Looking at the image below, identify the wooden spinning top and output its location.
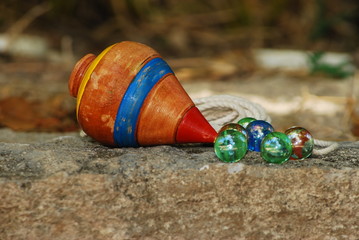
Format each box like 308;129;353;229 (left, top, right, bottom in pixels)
69;41;217;147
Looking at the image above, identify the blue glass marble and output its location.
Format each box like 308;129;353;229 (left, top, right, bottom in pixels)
246;120;274;152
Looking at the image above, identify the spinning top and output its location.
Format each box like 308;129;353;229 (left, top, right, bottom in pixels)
69;41;217;147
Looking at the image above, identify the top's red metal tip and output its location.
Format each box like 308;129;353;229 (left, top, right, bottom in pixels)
176;106;217;144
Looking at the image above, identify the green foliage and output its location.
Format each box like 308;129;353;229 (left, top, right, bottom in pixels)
310;0;356;41
307;52;354;79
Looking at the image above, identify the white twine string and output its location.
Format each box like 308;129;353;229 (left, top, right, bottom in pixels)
194;94;353;156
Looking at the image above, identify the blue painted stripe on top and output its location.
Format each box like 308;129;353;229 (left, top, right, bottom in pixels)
113;57;173;147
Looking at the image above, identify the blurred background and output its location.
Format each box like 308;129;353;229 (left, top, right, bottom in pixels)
0;0;359;141
2;0;358;57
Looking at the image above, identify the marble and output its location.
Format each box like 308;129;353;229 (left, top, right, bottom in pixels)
219;123;247;136
285;127;314;160
214;129;248;163
237;117;256;128
246;120;274;152
260;132;293;164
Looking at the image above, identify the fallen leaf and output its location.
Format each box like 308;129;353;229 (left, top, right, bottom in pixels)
0;96;78;132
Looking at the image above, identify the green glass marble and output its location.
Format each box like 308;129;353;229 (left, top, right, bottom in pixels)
260;132;292;164
214;129;248;163
285;127;314;160
219;123;247;137
237;117;256;128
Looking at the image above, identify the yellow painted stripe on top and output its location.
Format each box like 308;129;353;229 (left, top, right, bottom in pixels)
76;44;116;118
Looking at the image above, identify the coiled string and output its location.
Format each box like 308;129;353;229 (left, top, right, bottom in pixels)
194;94;356;156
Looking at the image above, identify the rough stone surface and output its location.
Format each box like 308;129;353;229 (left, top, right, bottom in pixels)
0;131;359;239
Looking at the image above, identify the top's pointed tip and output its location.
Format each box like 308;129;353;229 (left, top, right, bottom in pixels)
176;107;217;144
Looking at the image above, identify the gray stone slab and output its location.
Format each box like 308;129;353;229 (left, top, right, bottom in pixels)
0;132;358;239
0;132;358;179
